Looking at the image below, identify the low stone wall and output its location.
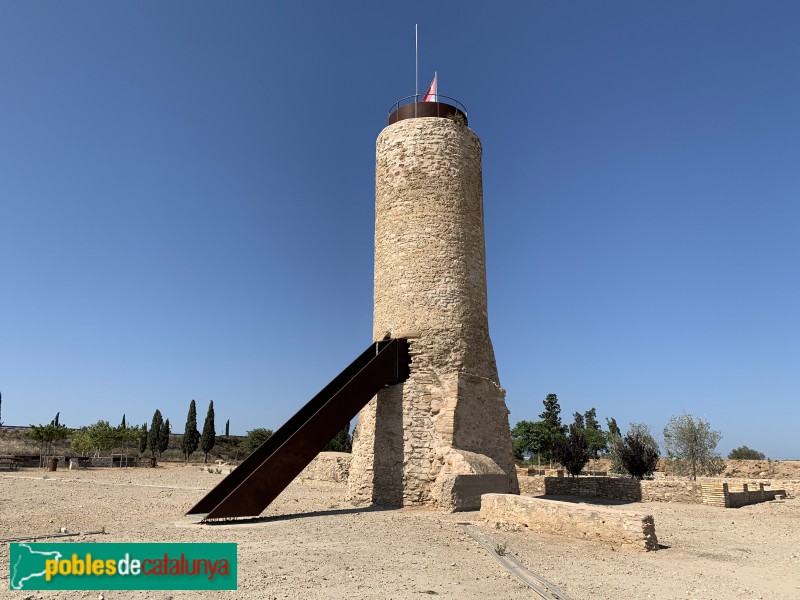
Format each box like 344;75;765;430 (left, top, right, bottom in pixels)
641;479;703;504
549;477;644;501
697;477;794;501
11;455;143;468
84;456;141;468
297;452;351;484
772;479;799;498
519;476;701;503
480;493;658;551
515;466;547;477
516;465;609;477
518;475;789;507
701;482;787;508
517;476;546;496
9;456;43;468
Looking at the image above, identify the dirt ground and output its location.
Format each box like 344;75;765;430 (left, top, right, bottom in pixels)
1;465;798;599
722;459;800;480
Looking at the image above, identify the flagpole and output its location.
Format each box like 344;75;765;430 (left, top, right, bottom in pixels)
415;24;419;117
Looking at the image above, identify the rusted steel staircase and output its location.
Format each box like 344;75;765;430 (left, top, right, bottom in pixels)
186;338;410;521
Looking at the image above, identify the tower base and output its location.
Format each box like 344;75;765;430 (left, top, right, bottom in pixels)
347;336;519;512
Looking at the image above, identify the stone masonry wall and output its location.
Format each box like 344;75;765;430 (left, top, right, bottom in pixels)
297;452;351;484
518;475;788;507
778;480;800;498
517;476;694;502
348;117;518;510
518;476;704;504
480;494;659;552
725;483;787;507
701;482;787;508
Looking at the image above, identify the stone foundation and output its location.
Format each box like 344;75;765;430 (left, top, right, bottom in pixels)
777;480;799;498
518;475;789;507
480;493;659;551
701;482;787;508
518;475;702;504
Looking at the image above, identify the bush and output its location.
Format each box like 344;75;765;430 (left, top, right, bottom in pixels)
553;425;591;477
323;424;352;453
701;455;726;476
728;446;766;460
244;428;273;455
617;424;660;479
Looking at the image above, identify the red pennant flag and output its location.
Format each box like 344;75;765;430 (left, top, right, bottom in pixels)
421;73;438;102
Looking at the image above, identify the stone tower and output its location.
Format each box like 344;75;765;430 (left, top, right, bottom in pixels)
347;101;519;511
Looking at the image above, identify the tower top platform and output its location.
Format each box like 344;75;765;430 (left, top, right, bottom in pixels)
387;95;468;126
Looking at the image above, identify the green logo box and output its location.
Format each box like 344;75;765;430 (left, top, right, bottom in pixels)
10;542;237;590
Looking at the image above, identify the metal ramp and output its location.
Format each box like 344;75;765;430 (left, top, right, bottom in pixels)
186;338;409;521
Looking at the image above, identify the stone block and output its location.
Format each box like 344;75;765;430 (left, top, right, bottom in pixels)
435;474;510;511
480;494;659;552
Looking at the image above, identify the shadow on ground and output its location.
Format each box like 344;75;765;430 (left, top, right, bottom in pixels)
198;505;398;526
538;494;635;506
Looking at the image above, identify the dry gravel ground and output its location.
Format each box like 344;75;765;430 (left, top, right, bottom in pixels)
1;465;798;599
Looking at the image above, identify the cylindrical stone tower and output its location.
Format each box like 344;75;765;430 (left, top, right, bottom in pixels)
348;102;519;511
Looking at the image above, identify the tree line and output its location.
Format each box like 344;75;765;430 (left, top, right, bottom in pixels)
145;400;218;463
23;401;221;464
512;394;766;480
23;397;354;466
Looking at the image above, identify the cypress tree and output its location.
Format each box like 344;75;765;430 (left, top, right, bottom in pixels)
606;417;622;439
538;394;567;467
159;418;170;455
148;410;164;458
139;423;148;455
181;400;200;462
200;400;216;463
120;414;126;429
539;394;564;433
225;419;230;438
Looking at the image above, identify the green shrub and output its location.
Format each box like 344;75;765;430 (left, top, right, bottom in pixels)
617;424;660;479
728;446;766;460
244;428;273;455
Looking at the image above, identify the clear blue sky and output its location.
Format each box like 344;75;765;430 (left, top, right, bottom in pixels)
1;2;798;457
